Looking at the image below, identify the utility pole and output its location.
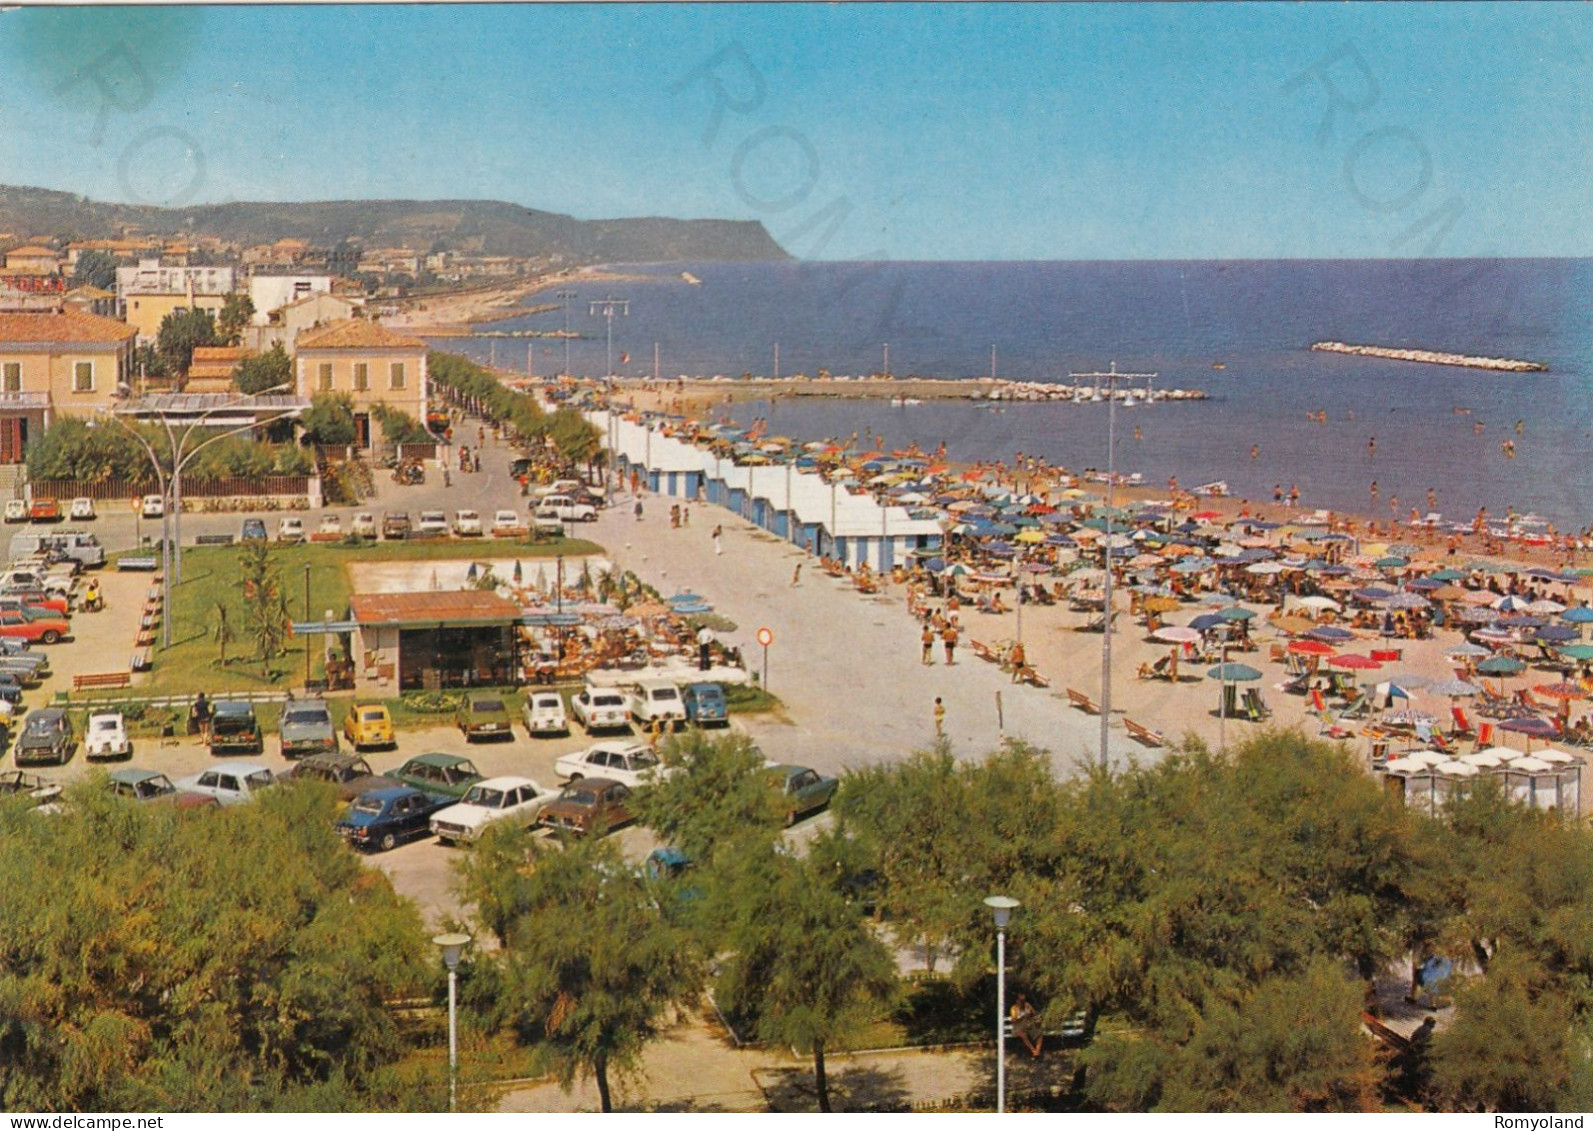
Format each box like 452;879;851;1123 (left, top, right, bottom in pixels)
555;289;577;376
990;343;996;381
1068;362;1158;771
882;342;890;378
774;341;780;380
588;296;629;381
653;341;660;383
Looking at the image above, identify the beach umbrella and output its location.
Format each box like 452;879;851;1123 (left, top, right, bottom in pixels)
1387;592;1431;610
1207;663;1263;682
1429;584;1468;601
1308;625;1356;643
1153;626;1203;644
1459;749;1510;768
1528;599;1567;615
628;601;669;618
1329;653;1383;671
1532;748;1582;765
1141;595;1181;614
1434;759;1481;779
1564;607;1593;624
1534;681;1585;703
1387;543;1424;558
1535;625;1578;643
1460;589;1499;605
1477;655;1527;676
1375;556;1409;569
1428;678;1481;698
1386;756;1436;774
1374;682;1414;702
1245;561;1286;575
1269;615;1315;636
1353;586;1396;602
1297;595;1342;611
1499;717;1557;752
1405;577;1445;592
1559;643;1593;661
1493;594;1532;611
1218;606;1257;622
1288;639;1336;656
1383;707;1436;725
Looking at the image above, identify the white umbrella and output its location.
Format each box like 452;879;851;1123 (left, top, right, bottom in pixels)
1385;756;1434;774
1477;746;1524;762
1152;626;1203;644
1404;750;1450;768
1298;595;1342;611
1509;755;1553;772
1533;748;1581;764
1528;598;1567;615
1245;561;1286;575
1435;760;1481;778
1459;750;1509;768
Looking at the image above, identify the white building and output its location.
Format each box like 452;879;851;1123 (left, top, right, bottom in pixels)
248;275;333;324
115;259;236;297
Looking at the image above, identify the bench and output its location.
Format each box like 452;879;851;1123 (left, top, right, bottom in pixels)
1124;718;1165;747
130;648;151;672
1066;688;1100;714
194;533;235;546
73;671;130;691
135;629;154;647
117;556;159;572
492;526;529;538
1016;667;1050;689
969;639;999;663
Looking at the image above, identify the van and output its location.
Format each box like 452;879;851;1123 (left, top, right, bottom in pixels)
8;530;105;569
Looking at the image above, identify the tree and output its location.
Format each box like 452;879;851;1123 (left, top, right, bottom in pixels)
211;599;235;667
371;404;432;446
71;249;118;290
633;730;783;868
458;829;703;1112
155;308;218;377
216;293;255;345
236;541;291;675
234;342;292;395
131;343;169;383
300;393;358;447
715;843;899;1112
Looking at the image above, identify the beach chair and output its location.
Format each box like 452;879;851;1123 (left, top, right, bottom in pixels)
1339;695;1373;721
1017;666;1050;689
1124;718;1165;747
970;640;998;663
1473;720;1495;749
1066;688;1101;714
1428;730;1458;756
1243;688;1272;720
1450;705;1475;737
1317;710;1354;740
1311;688;1329;714
1479;679;1507;707
1268;643;1288;664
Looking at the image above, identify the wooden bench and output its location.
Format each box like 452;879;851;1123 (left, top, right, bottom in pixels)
194;533;235;546
969;640;999;663
130;648;152;672
1016;667;1050;689
135;629;154;647
1124;718;1165;747
117;556;159;572
1066;688;1100;714
73;671;130;691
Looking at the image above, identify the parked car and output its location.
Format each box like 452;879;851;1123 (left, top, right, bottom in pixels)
351;512;378;539
415;510;449;536
0;591;70;617
141;494;165;518
570;685;631;732
452;510;483;536
276;516;304;543
0;769;63;807
84;710;131;760
9;530;105;569
288;752;398;803
3;500;25;523
0;670;26;705
279;697;338;759
208;701;263;756
681;682;729;727
318;514;343;537
430;776;556;845
15;708;74;766
29;499;62;523
766;764;840;825
456;694;513;741
240;518;267;542
68;497;96;521
337;786;452;852
492;509;523;535
389;752;484;799
533;495;598;523
523;690;569;736
343;702;395;750
538;777;635;836
629;679;686;728
107;768;204;805
555;740;672;789
176;762;276;806
0;610;69;644
381;512;411;540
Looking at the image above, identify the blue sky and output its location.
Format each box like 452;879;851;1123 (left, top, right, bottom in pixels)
0;3;1587;260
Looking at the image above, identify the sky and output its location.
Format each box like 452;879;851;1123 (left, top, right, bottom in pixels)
0;2;1587;261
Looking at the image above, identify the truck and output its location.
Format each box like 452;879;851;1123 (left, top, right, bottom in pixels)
8;530;106;569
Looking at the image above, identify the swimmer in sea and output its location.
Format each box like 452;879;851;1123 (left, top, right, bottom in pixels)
1250;444;1259;460
1133;426;1142;442
1368;437;1376;458
1474;421;1485;435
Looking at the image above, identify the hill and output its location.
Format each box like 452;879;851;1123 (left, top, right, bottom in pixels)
0;185;791;263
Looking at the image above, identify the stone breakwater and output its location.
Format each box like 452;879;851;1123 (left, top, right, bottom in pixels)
1311;341;1548;372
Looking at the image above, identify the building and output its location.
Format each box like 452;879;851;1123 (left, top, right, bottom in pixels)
185;346;252;393
243;291;364;354
61;285;118;319
0;311;138;461
115;259;236;297
349;590;522;692
4;246;61;276
248;274;333;324
293;319;428;449
120;291;229;344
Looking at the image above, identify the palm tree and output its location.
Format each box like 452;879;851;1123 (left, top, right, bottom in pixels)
212;600;235;667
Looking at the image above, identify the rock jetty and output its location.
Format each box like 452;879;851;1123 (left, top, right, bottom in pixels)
1311;341;1547;373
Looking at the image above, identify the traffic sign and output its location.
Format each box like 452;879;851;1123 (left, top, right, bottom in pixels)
756;626;774;647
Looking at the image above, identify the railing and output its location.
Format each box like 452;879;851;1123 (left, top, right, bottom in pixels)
31;475;312;501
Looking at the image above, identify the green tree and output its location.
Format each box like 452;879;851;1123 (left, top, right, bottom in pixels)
71;249;118;290
300;393;358;447
459;830;703;1112
233;342;293;395
216;293;255;345
371;403;432;445
131;342;170;383
237;541;292;675
715;843;899;1112
156;308;219;377
211;599;235;667
633;729;782;867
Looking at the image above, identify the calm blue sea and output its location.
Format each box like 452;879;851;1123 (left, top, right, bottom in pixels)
451;260;1593;529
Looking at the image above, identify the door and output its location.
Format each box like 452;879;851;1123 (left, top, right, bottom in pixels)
353;413;371;449
0;418;24;464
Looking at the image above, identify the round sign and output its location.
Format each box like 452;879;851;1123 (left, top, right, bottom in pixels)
756;627;774;647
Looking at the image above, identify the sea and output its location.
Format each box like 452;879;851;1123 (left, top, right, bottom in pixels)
449;259;1593;531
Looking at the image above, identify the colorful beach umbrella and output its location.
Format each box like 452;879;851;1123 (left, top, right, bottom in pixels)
1329;653;1383;670
1476;656;1527;676
1288;639;1336;656
1207;662;1263;682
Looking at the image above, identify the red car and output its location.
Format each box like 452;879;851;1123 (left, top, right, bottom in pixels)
0;591;70;615
28;499;61;523
0;610;68;644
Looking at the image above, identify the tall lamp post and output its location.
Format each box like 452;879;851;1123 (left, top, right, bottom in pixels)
984;895;1020;1113
556;289;577;376
432;932;472;1113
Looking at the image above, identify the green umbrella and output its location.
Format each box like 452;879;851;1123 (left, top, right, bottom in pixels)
1218;606;1257;622
1208;663;1263;682
1558;644;1593;661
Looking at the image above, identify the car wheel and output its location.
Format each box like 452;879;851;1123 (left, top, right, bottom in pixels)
568;772;583;781
40;630;59;644
379;832;397;852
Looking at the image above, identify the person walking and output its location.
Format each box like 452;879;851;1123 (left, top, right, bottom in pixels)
712;525;723;555
683;506;691;527
696;625;714;672
933;697;946;737
634;499;644;522
921;624;936;665
791;563;802;586
1009;640;1027;683
942;623;958;665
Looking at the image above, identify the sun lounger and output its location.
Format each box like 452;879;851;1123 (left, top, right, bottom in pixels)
1124;718;1164;747
1317;710;1354;739
1450;706;1475;736
1016;666;1050;689
970;639;999;663
1242;688;1272;720
1066;688;1101;714
1473;720;1495;749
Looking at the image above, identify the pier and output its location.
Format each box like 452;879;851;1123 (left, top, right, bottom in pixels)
1311;341;1547;373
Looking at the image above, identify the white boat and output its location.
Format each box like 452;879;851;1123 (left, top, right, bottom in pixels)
1191;481;1229;497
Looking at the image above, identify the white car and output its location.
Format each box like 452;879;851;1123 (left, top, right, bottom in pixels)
83;711;131;760
318;514;343;537
453;510;483;536
416;510;449;536
492;509;523;534
350;512;377;539
523;690;569;736
629;679;686;728
175;762;275;806
555;740;673;789
277;516;304;543
429;775;556;845
2;500;25;523
68;497;96;521
141;495;164;518
534;495;598;523
570;685;631;732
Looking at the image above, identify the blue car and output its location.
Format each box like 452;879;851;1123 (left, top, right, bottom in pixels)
336;786;450;852
681;682;728;727
240;518;267;542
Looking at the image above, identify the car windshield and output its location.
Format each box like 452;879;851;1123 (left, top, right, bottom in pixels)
630;750;660;769
350;796;385;815
90;718;119;732
284;709;327;725
533;696;560;709
473;699;504;714
463;787;506;808
561;787;599;806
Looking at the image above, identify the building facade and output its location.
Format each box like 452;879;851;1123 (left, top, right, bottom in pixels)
293;320;428;449
0;311;138;461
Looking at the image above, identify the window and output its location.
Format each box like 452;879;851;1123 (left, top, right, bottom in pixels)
318;362;333;392
73;362;93;392
389;361;406;390
353;362;369;391
2;363;19;393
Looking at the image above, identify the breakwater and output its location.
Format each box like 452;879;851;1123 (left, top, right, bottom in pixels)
1311;341;1547;372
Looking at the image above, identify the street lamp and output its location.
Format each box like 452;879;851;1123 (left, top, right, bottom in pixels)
984;895;1020;1114
432;932;472;1113
556;289;577;376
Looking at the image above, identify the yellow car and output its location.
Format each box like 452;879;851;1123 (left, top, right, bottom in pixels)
342;702;395;751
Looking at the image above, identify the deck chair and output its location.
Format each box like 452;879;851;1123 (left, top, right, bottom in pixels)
1479;679;1507;706
1428;730;1458;756
1243;688;1271;719
1473;720;1495;749
1310;688;1329;714
1450;705;1475;737
1318;710;1354;739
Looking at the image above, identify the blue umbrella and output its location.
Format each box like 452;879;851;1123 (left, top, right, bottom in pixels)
1208;662;1263;682
1190;613;1227;631
1535;625;1578;642
1562;607;1593;624
1308;625;1356;643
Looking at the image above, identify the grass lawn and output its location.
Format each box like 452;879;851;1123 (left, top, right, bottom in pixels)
120;536;602;698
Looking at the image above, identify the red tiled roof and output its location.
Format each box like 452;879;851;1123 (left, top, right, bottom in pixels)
296;319;427;351
351;590;520;627
0;311;136;344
